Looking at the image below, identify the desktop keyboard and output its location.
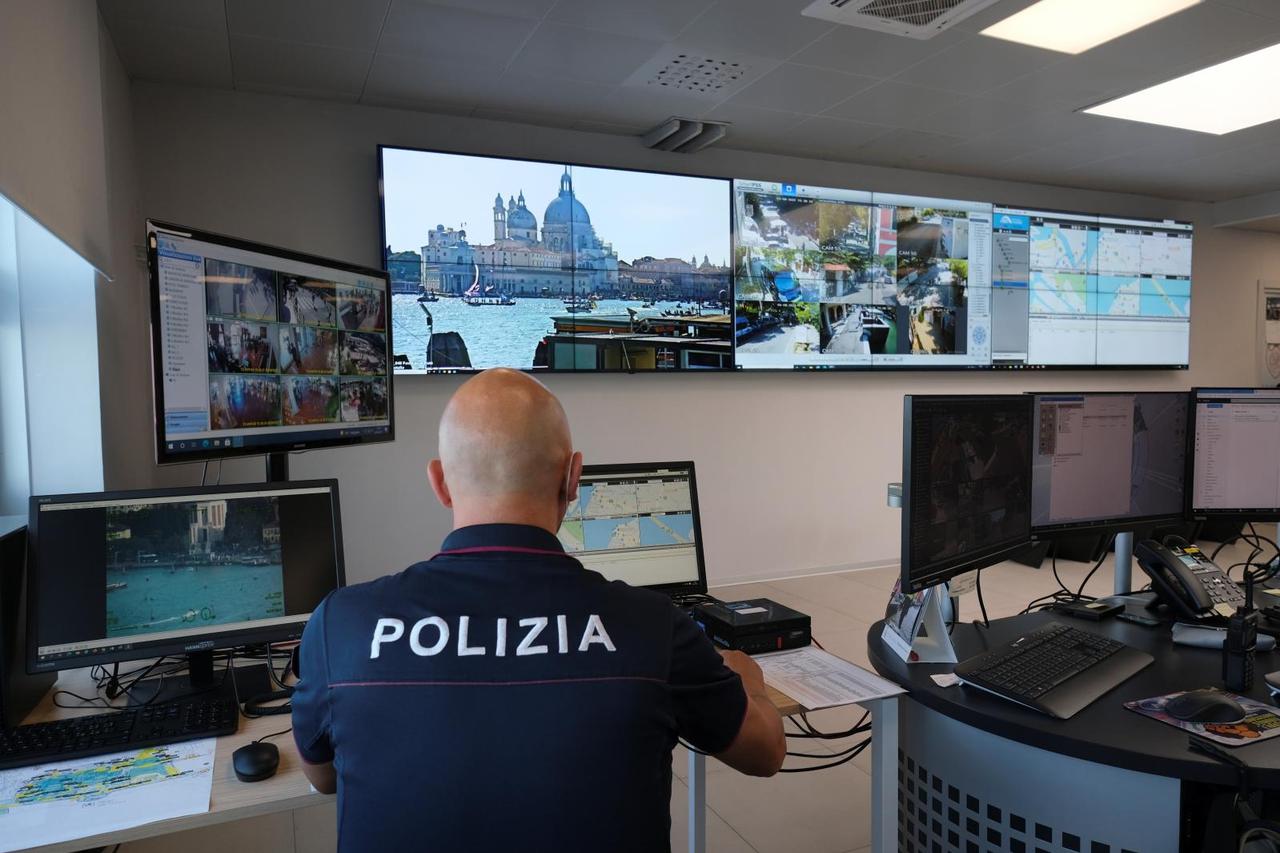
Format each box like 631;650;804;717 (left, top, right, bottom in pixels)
0;694;239;770
953;621;1153;720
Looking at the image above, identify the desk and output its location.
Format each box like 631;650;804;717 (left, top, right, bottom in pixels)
16;667;898;853
868;612;1280;852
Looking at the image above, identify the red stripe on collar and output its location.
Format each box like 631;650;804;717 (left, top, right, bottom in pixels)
433;545;570;558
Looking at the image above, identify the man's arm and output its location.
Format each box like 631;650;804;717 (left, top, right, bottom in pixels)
713;650;785;777
301;759;337;794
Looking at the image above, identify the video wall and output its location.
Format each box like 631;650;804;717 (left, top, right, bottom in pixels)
379;147;1192;373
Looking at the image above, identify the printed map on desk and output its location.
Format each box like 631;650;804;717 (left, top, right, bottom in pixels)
0;739;215;852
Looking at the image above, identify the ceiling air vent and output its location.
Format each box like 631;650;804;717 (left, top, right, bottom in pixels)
622;49;760;100
801;0;1004;39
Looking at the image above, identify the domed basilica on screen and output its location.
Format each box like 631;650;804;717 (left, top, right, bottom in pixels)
419;168;619;296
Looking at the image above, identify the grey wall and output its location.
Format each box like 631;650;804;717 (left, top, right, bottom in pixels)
120;82;1280;585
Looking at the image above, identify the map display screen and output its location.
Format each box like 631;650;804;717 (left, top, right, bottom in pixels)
557;462;704;590
991;207;1191;367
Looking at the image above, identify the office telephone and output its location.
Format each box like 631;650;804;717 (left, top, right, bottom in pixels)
1134;536;1246;620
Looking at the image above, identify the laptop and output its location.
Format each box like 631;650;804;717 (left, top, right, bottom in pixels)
557;461;719;611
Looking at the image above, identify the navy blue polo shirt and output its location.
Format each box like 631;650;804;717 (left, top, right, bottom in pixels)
292;523;747;853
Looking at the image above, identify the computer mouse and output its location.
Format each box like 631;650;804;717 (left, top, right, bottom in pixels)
232;741;280;783
1165;689;1247;724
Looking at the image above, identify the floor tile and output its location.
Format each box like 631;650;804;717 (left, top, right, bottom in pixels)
670;775;760;853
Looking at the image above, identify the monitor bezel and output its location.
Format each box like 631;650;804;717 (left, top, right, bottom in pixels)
26;479;347;675
376;144;736;374
147;219;396;465
900;394;1034;594
1027;390;1191;537
572;460;708;596
1187;387;1280;522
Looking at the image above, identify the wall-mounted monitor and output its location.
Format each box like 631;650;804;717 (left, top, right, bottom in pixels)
732;179;993;370
379;146;733;373
991;207;1192;369
148;221;394;464
1030;391;1188;535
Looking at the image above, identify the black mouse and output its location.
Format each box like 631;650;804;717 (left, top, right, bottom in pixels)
1165;689;1246;724
232;741;280;783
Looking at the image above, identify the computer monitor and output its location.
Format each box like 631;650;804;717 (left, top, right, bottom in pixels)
990;206;1192;369
26;480;345;676
1030;392;1188;534
379;146;733;373
1190;388;1280;520
732;179;994;371
148;220;394;464
556;461;707;596
901;395;1033;593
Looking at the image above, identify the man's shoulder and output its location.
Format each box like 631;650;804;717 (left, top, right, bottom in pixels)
320;564;422;614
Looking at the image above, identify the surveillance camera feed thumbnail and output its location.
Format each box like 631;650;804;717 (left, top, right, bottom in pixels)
152;227;392;459
733;180;992;370
380;147;733;372
905;397;1031;589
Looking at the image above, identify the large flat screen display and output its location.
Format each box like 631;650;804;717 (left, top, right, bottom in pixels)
732;179;993;370
379;147;733;372
149;221;394;464
991;207;1192;368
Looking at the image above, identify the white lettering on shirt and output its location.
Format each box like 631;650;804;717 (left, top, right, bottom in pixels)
370;618;404;658
579;614;616;652
517;617;549;656
495;617;507;657
457;615;486;656
409;616;449;656
557;614;568;654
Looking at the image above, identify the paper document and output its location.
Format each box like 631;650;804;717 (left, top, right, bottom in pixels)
757;646;905;710
0;738;215;852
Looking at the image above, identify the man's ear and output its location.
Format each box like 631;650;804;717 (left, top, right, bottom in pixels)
564;451;583;503
427;459;453;509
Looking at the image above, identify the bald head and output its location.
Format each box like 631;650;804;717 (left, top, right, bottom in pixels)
429;369;582;531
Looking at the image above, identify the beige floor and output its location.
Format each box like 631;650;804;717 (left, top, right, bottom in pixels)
120;539;1264;853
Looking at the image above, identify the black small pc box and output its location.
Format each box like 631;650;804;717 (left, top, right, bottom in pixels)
693;599;811;654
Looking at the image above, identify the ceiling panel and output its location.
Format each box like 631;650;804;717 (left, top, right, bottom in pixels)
506;23;664;85
99;0;226;33
363;52;503;111
225;0;390;52
890;35;1062;95
785;116;895;160
848;128;968;168
377;1;538;64
470;73;616;124
410;0;559;19
230;36;372;98
789;25;970;78
103;17;233;88
674;0;835;61
822;80;974;131
545;0;716;42
726;63;876;114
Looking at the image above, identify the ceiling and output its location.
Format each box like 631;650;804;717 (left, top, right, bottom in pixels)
98;0;1280;205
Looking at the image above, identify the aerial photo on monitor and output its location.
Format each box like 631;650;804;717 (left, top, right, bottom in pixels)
104;497;285;638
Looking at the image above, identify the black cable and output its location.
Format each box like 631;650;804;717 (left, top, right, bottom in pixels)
779;739;870;773
1075;534;1117;600
254;727;293;744
975;569;990;628
784;710;870;740
1051;548;1072;596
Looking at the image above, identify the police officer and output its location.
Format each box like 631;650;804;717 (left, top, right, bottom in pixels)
292;368;784;852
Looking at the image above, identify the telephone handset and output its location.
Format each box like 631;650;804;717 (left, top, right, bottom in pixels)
1134;536;1247;620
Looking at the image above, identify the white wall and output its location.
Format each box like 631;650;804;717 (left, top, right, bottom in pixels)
122;82;1280;585
0;0;111;273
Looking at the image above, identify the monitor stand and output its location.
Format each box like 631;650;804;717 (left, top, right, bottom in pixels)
266;451;289;484
126;650;273;707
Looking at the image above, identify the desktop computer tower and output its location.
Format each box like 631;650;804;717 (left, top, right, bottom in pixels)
0;526;54;728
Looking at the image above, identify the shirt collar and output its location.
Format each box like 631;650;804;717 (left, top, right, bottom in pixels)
438;523;567;556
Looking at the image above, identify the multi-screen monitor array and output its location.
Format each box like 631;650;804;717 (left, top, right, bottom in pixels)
902;389;1280;593
149;222;394;463
379;147;1193;374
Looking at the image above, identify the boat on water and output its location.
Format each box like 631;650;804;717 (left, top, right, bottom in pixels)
416;291;438;303
563;294;597;313
106;582;127;592
461;262;516;306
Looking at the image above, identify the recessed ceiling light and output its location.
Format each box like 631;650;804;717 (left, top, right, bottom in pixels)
981;0;1201;54
1084;41;1280;134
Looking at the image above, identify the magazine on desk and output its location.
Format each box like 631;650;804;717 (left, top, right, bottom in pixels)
1125;691;1280;747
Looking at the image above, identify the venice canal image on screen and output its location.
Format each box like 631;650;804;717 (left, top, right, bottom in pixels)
380;148;733;372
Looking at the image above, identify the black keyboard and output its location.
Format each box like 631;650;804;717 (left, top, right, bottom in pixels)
0;695;239;770
954;621;1153;720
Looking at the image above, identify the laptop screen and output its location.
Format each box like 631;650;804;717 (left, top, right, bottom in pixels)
557;461;707;594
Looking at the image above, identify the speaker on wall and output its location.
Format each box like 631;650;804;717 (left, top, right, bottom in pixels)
1;525;54;728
